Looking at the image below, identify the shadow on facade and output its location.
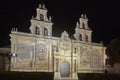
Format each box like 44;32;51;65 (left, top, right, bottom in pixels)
0;47;11;71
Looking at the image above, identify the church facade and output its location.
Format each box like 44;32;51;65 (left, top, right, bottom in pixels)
10;4;106;80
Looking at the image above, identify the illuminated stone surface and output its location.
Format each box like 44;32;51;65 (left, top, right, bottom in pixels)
10;4;106;80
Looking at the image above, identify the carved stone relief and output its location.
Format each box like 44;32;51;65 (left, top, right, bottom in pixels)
16;43;32;61
90;49;102;68
36;43;47;61
80;50;91;69
79;45;102;70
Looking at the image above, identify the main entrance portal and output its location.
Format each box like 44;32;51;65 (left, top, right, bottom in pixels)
60;61;70;77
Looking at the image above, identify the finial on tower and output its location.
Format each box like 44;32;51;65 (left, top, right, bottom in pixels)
49;16;52;21
11;27;18;32
42;4;45;9
38;4;46;9
32;16;34;19
15;28;18;32
76;21;79;28
11;28;13;31
39;4;41;8
84;14;87;18
81;14;84;18
81;14;87;18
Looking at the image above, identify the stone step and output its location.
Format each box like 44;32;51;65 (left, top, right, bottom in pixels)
54;78;78;80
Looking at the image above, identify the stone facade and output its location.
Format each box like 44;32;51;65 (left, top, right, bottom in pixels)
0;47;10;71
10;4;106;80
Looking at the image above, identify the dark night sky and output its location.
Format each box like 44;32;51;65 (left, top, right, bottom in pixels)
0;0;119;47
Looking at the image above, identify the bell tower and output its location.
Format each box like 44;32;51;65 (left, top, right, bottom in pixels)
29;4;53;36
74;14;92;42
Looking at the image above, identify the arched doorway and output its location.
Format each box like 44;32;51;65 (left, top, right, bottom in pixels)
35;26;40;35
60;61;70;77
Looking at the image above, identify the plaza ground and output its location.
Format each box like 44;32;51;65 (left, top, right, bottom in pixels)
0;71;120;80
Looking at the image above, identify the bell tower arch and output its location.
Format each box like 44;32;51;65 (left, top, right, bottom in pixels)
74;14;92;42
29;4;53;37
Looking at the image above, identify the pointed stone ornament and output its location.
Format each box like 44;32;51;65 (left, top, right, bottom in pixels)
76;21;79;27
49;16;52;21
39;4;41;8
15;28;16;31
84;14;87;18
16;28;17;32
42;4;45;9
13;28;15;31
81;14;83;18
11;28;13;31
63;30;68;35
32;16;34;19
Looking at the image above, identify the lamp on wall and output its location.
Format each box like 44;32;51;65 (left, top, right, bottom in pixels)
10;53;17;57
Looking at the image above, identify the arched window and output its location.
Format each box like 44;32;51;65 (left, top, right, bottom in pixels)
44;28;48;36
85;34;88;42
82;23;85;29
35;26;40;35
40;14;44;21
79;34;82;41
